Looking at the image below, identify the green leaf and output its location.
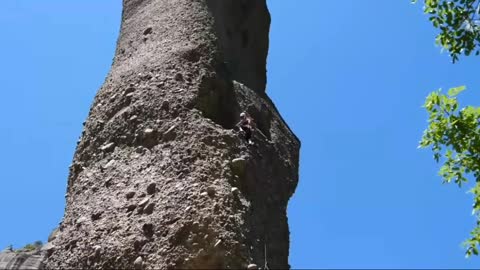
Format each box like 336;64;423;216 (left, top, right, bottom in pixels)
448;85;466;97
420;86;480;256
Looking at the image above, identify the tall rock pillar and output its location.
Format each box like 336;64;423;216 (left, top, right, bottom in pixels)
46;0;300;269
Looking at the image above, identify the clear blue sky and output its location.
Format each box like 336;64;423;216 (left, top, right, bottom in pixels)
1;1;479;268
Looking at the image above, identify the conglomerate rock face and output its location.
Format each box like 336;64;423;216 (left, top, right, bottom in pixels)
45;0;300;269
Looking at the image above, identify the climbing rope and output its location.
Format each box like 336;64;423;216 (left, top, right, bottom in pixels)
264;236;270;270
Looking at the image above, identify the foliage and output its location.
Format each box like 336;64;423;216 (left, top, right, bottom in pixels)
414;0;480;257
419;86;480;257
412;0;480;62
19;241;43;252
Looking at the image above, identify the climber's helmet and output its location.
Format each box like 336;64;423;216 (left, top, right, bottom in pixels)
240;112;246;119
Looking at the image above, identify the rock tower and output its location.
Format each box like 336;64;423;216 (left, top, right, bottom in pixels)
44;0;300;268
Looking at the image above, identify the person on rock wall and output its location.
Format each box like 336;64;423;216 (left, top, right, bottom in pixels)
237;111;255;145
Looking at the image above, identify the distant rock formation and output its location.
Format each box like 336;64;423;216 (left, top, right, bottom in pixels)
0;249;44;270
40;0;299;269
0;235;56;270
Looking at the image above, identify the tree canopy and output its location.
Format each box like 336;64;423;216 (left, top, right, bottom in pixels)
420;87;480;256
414;0;480;257
413;0;480;62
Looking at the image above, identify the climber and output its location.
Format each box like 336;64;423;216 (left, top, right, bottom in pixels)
236;111;255;145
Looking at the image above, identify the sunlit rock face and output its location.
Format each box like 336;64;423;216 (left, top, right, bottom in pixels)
0;249;45;270
44;0;300;269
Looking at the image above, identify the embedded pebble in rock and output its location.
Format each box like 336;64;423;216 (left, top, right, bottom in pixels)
163;125;177;141
143;27;153;35
127;204;137;212
146;183;156;195
161;100;169;111
142;223;154;237
129;115;138;121
206;186;216;197
143;203;155;215
126;191;136;199
138;198;149;208
134;256;143;269
144;128;154;136
93;246;101;258
124;87;135;96
103;160;115;169
99;142;115;152
76;216;87;225
91;211;102;221
174;73;184;81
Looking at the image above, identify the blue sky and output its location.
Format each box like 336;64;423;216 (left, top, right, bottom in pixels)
1;0;479;268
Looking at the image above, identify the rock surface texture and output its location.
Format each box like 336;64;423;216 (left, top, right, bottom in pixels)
44;0;300;269
0;249;45;270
